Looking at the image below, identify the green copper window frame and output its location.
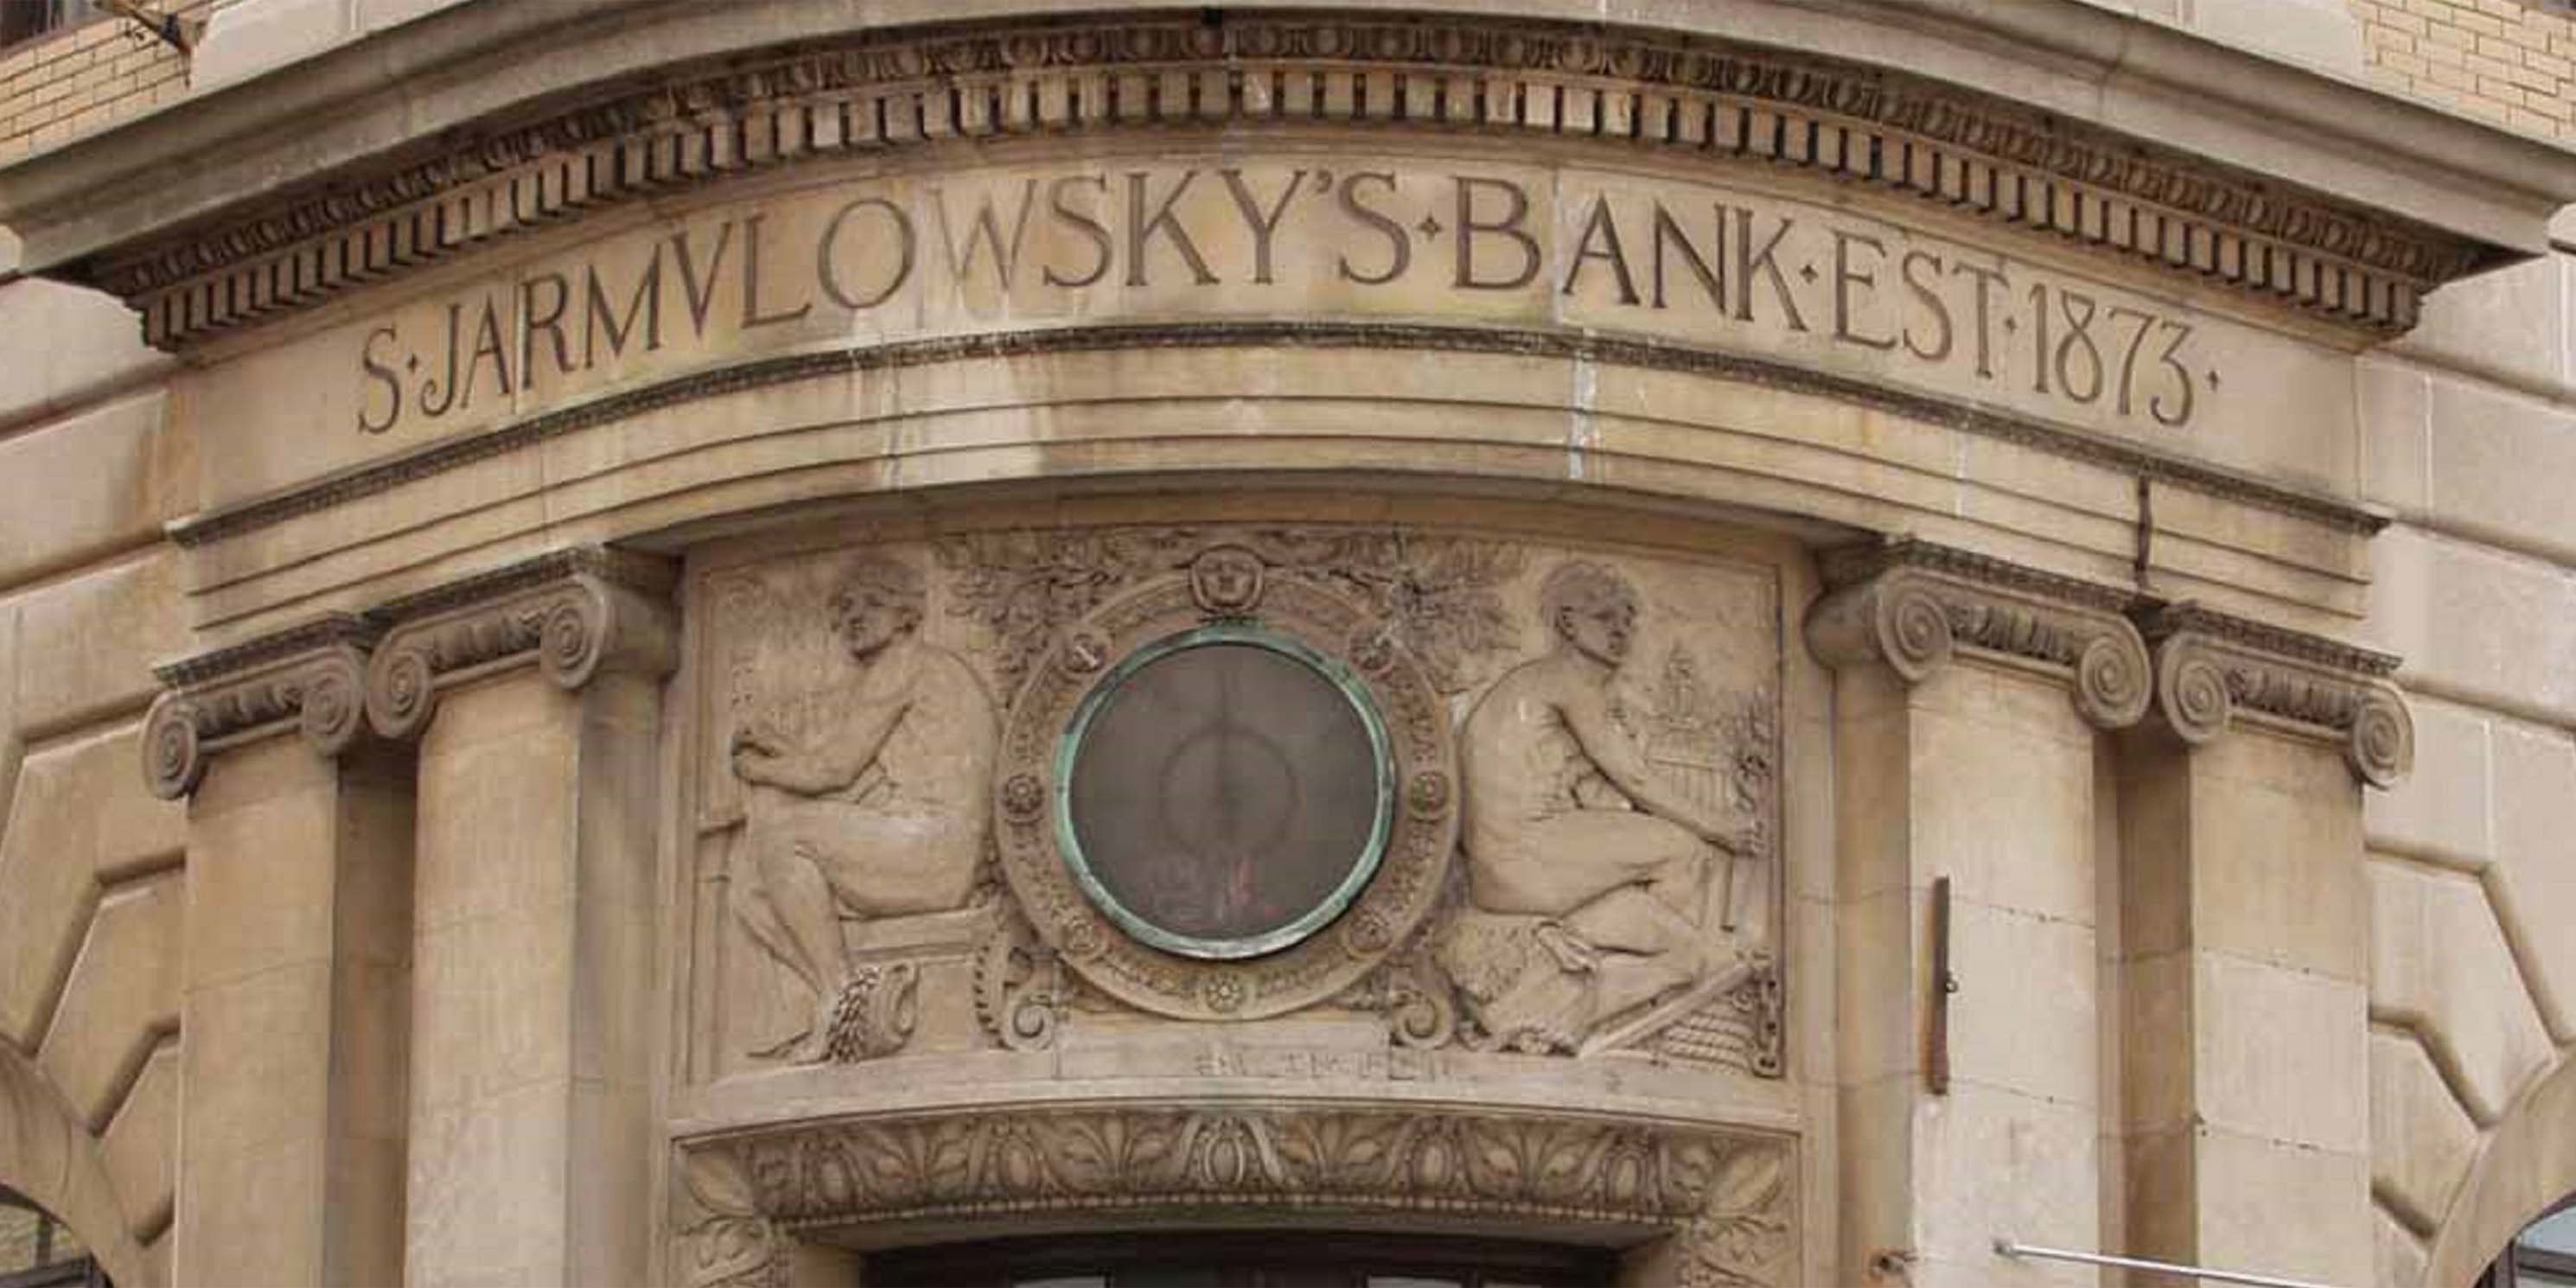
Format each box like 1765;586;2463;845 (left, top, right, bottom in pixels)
1053;623;1396;961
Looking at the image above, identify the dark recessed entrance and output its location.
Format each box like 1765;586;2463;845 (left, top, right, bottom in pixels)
864;1231;1617;1288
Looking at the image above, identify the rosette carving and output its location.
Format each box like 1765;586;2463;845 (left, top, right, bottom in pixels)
138;617;385;799
1804;539;2150;730
361;548;677;741
2139;604;2415;787
679;1103;1795;1285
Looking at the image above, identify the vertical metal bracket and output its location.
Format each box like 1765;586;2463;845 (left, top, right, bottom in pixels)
1928;875;1955;1096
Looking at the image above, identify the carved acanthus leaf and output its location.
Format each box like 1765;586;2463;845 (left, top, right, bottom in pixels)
685;1103;1794;1285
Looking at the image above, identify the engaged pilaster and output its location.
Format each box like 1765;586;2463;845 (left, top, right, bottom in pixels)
141;618;412;1288
360;547;676;1288
2116;603;2413;1288
1804;539;2146;1286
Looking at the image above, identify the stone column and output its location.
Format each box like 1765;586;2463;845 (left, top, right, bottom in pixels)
360;549;677;1288
2114;608;2413;1288
1805;540;2151;1288
142;619;413;1288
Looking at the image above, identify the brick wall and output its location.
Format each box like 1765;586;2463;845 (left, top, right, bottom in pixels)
2350;0;2576;138
0;2;207;165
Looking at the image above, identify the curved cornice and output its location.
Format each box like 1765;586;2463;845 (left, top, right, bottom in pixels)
0;8;2536;349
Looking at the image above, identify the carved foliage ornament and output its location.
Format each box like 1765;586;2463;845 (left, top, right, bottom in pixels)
1805;540;2152;730
98;11;2478;347
679;1104;1795;1287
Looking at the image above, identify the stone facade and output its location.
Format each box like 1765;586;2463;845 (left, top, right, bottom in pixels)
0;3;2572;1286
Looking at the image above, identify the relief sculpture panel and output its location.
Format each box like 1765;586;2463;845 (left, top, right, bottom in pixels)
688;522;1782;1081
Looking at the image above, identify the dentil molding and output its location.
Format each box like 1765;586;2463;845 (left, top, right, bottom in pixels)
68;10;2495;348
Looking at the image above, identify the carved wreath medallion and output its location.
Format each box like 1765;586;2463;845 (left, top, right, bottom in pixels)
993;551;1460;1021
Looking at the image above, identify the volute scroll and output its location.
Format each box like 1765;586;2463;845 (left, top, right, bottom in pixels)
139;615;384;800
1803;539;2152;730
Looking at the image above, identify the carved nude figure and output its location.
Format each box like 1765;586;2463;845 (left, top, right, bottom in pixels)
730;558;998;1061
1446;561;1760;1051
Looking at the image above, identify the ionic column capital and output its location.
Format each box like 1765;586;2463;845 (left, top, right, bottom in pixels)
141;615;382;800
2136;603;2413;788
363;547;679;741
1802;539;2153;730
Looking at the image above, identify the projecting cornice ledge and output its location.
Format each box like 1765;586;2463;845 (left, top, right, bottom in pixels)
1804;539;2413;788
0;1;2567;349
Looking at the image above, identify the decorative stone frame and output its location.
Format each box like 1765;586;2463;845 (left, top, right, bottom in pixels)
673;1102;1797;1288
992;554;1461;1023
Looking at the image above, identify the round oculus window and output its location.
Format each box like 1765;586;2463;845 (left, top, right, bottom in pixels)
1055;626;1394;960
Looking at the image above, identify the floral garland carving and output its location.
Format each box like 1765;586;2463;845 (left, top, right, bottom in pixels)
86;11;2481;347
679;1103;1795;1287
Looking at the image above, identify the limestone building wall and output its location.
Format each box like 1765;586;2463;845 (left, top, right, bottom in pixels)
2357;239;2576;1285
0;227;188;1288
0;3;2572;1286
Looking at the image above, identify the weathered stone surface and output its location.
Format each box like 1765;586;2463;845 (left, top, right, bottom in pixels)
2377;1202;2431;1288
175;961;328;1288
36;873;181;1130
2369;858;2555;1123
2364;695;2490;864
2420;373;2576;563
2369;525;2576;724
0;393;172;590
99;1039;175;1240
0;728;182;1049
2397;257;2569;397
2196;952;2368;1154
2357;356;2428;516
0;279;171;432
2371;1030;2480;1231
2489;718;2576;1041
12;552;187;736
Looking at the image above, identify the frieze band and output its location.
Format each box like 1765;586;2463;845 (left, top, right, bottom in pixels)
673;1103;1795;1288
80;11;2488;349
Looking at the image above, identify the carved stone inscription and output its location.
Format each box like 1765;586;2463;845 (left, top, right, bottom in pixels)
270;154;2359;502
692;527;1782;1081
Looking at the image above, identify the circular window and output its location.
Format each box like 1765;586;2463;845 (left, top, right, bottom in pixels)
1055;625;1394;960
